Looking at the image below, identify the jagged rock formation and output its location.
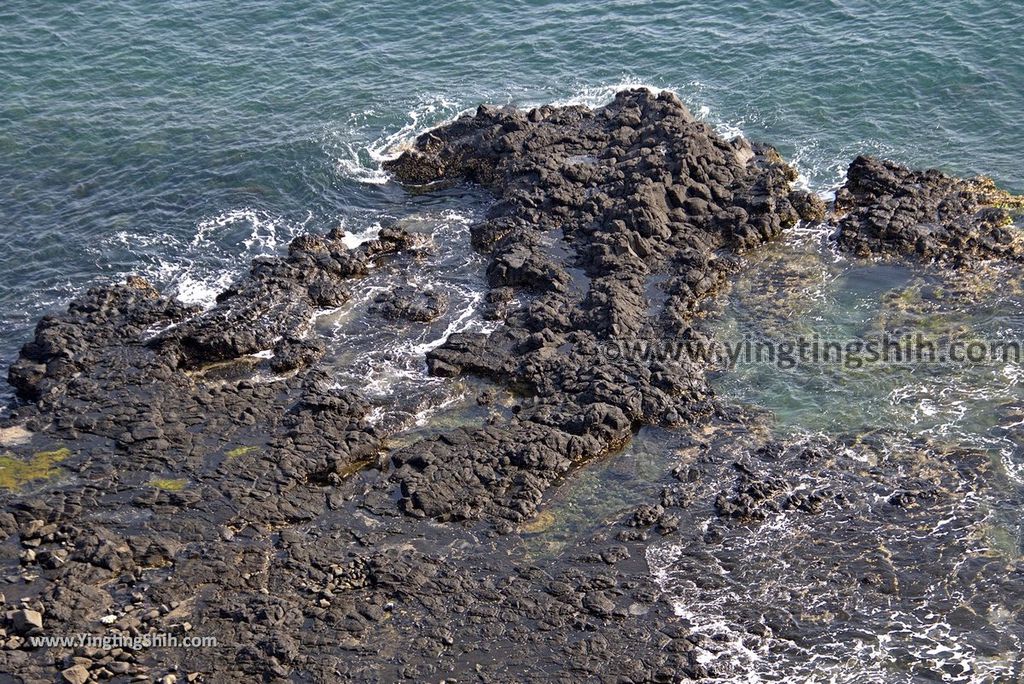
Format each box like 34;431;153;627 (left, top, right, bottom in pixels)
835;155;1024;262
0;90;1020;682
384;89;822;525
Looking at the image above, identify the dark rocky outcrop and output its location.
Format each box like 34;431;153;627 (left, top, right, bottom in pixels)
834;155;1024;262
384;89;817;524
369;284;448;322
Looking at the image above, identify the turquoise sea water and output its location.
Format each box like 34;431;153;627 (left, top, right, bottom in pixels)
2;0;1022;390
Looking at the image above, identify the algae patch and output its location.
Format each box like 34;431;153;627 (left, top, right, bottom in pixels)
969;176;1024;211
0;447;71;490
225;445;259;459
520;510;556;534
337;458;374;479
148;477;187;491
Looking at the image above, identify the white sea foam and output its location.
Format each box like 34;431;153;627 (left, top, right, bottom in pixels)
1002;362;1023;385
545;80;667;109
159;207;311;309
168;271;232;308
100;207;308;311
191;207;307;253
413;391;465;428
335;140;391;185
646;497;1019;682
340;219;383;249
331;98;465;185
319;206;492;431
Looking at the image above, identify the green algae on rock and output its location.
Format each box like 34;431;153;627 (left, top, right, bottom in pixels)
0;447;70;490
224;445;259;459
147;477;187;491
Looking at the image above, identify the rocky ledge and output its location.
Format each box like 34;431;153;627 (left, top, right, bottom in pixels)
0;89;1021;681
835;154;1024;262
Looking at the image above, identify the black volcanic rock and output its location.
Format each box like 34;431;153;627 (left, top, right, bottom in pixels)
834;155;1024;262
1;90;1021;682
369;284;448;322
384;89;810;522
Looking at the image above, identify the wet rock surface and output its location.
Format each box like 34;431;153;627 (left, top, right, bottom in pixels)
368;285;448;323
646;420;1024;680
0;89;1021;681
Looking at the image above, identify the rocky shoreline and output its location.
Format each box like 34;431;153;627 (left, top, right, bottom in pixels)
1;89;1022;682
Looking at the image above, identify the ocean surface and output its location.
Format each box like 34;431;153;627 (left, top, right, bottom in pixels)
2;2;1023;680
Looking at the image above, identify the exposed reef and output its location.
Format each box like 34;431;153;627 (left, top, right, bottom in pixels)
0;89;1021;681
384;90;822;525
835;154;1024;262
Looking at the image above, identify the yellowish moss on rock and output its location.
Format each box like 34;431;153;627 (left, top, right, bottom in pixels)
520;510;556;534
337;459;374;478
0;447;71;490
148;477;187;491
225;445;259;459
968;176;1024;211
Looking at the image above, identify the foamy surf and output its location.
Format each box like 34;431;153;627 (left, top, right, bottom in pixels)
159;208;312;309
339;219;383;249
329;98;466;185
645;496;1020;683
545;79;670;109
317;206;492;432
